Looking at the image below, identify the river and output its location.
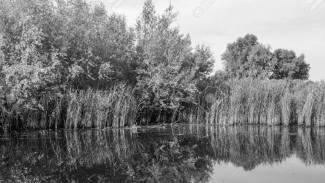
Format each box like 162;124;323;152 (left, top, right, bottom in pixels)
1;125;325;182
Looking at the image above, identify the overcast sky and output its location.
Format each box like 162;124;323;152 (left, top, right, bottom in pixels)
104;0;325;81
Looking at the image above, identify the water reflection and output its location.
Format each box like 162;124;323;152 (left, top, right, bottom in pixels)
1;125;325;182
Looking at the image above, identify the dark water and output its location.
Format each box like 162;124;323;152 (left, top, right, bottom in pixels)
1;125;325;183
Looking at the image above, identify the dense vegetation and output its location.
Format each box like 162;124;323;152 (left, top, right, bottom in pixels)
0;0;213;130
205;80;325;127
0;0;323;132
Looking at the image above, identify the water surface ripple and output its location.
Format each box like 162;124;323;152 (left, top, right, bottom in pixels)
1;125;325;183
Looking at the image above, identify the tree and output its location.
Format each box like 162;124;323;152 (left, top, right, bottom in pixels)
23;0;137;89
221;34;310;80
269;49;310;80
0;0;63;110
0;0;139;114
191;45;215;82
94;13;137;87
213;70;230;82
0;0;216;122
221;34;258;78
246;44;272;79
135;0;214;120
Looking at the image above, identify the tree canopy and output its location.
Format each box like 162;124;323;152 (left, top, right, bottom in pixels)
0;0;214;116
135;0;214;118
221;34;310;80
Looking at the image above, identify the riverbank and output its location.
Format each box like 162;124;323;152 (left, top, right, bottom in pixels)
1;79;324;132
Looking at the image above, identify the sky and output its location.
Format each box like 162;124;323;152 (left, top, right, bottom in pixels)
103;0;325;81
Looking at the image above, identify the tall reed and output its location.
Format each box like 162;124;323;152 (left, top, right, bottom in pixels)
204;79;325;126
1;79;325;131
0;84;137;131
65;85;137;129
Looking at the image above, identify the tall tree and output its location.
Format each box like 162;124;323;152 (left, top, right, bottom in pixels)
0;0;63;109
49;0;137;89
135;0;214;118
0;0;138;111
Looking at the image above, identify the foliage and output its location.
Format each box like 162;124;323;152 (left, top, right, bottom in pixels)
221;34;259;78
246;44;273;79
269;49;310;80
135;0;214;121
0;0;320;131
0;0;215;128
0;0;137;97
0;0;63;112
221;34;310;80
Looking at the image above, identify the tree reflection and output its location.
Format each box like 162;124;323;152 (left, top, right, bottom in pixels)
1;125;325;182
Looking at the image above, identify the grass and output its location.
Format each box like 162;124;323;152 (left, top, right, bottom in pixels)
0;84;137;131
204;79;325;127
65;85;137;129
0;80;325;131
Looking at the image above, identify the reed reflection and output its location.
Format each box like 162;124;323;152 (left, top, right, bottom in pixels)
1;125;325;182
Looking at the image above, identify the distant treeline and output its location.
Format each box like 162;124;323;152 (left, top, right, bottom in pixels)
0;0;320;131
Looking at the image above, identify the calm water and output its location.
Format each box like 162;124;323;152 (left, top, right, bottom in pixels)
1;125;325;183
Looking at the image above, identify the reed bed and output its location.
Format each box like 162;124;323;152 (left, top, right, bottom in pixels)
204;80;325;127
1;80;324;131
66;85;137;129
0;84;137;131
